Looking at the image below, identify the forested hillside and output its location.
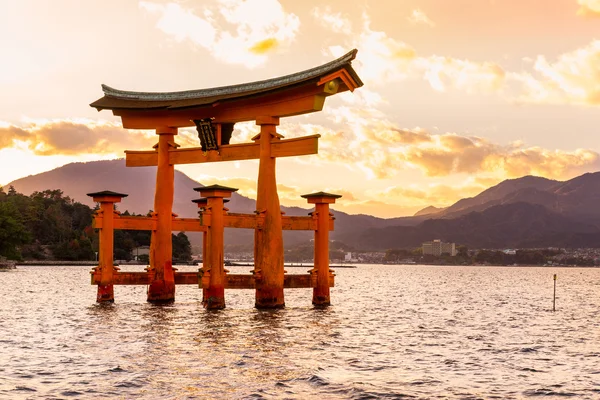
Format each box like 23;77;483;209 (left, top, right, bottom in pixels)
0;186;191;262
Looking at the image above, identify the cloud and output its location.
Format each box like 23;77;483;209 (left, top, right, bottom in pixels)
140;0;299;67
407;9;435;27
512;40;600;106
0;120;156;156
577;0;600;16
325;14;505;94
417;56;505;93
290;105;600;182
312;6;352;34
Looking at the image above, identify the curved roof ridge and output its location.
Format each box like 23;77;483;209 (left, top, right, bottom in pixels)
102;49;360;101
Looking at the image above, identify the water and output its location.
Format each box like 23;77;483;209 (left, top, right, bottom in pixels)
1;265;600;399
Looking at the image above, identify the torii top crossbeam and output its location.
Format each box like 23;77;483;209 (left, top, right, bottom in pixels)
90;49;363;129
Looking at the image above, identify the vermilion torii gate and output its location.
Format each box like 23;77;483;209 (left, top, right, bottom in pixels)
88;49;363;308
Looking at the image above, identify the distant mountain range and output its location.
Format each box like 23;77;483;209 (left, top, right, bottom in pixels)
7;160;600;250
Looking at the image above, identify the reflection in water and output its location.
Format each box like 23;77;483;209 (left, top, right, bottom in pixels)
1;265;600;398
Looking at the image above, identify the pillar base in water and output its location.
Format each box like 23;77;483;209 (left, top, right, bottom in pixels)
312;294;331;307
203;286;225;309
255;287;285;309
97;284;114;303
147;280;175;303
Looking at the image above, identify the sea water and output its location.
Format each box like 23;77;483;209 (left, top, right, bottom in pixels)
1;265;599;399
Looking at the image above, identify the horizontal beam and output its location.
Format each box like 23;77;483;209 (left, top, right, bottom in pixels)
224;213;262;229
114;216;157;230
272;134;320;158
91;271;333;288
169;141;259;166
94;216;158;230
282;216;316;230
125;134;320;167
94;213;332;231
172;218;206;232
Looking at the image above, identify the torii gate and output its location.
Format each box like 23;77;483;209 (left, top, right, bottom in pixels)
88;49;363;309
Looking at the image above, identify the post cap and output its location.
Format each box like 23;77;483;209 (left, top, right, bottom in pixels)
86;190;128;202
301;191;341;204
193;184;238;198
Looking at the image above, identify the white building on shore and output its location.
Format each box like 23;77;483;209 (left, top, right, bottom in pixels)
422;240;457;256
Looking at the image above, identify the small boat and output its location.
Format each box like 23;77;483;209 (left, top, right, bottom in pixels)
0;257;16;270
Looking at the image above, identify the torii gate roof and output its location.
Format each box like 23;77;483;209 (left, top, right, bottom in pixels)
90;49;363;129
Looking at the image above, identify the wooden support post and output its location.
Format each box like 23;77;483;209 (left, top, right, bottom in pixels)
86;191;128;303
148;127;178;303
193;198;210;303
254;117;285;309
194;185;238;309
302;192;341;306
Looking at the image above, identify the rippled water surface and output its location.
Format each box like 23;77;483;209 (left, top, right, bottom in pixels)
1;265;600;399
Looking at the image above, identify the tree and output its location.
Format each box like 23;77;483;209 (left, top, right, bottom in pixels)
172;232;192;262
0;202;30;259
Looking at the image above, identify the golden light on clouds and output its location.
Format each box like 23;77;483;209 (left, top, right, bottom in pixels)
140;0;299;67
512;40;600;106
249;38;279;54
325;14;505;95
308;103;600;182
577;0;600;16
0;120;155;156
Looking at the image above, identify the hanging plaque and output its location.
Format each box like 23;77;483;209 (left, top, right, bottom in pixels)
194;119;218;152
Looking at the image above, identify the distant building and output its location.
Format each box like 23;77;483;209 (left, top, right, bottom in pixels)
503;249;517;255
134;246;150;261
422;240;456;256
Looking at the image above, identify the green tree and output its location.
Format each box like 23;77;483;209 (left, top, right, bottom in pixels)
172;232;192;262
0;201;30;259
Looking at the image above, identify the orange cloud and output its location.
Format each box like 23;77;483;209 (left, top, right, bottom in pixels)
512;40;600;106
140;0;299;68
0;120;156;156
249;38;279;54
326;14;505;94
577;0;600;16
296;106;600;181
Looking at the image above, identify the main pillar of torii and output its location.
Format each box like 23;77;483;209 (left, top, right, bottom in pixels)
90;49;363;306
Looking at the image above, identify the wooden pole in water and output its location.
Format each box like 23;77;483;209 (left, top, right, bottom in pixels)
553;274;557;312
147;127;178;303
87;191;128;303
195;185;237;309
302;192;341;306
254;117;285;309
193;198;209;304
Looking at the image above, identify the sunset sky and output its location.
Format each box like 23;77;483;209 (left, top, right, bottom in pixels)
1;0;599;217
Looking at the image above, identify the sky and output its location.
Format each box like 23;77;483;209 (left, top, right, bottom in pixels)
0;0;599;217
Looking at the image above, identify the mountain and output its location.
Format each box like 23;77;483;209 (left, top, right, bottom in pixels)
414;205;445;216
427;176;559;219
342;202;600;250
7;160;600;250
5;159;400;248
342;172;600;250
7;159;255;217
